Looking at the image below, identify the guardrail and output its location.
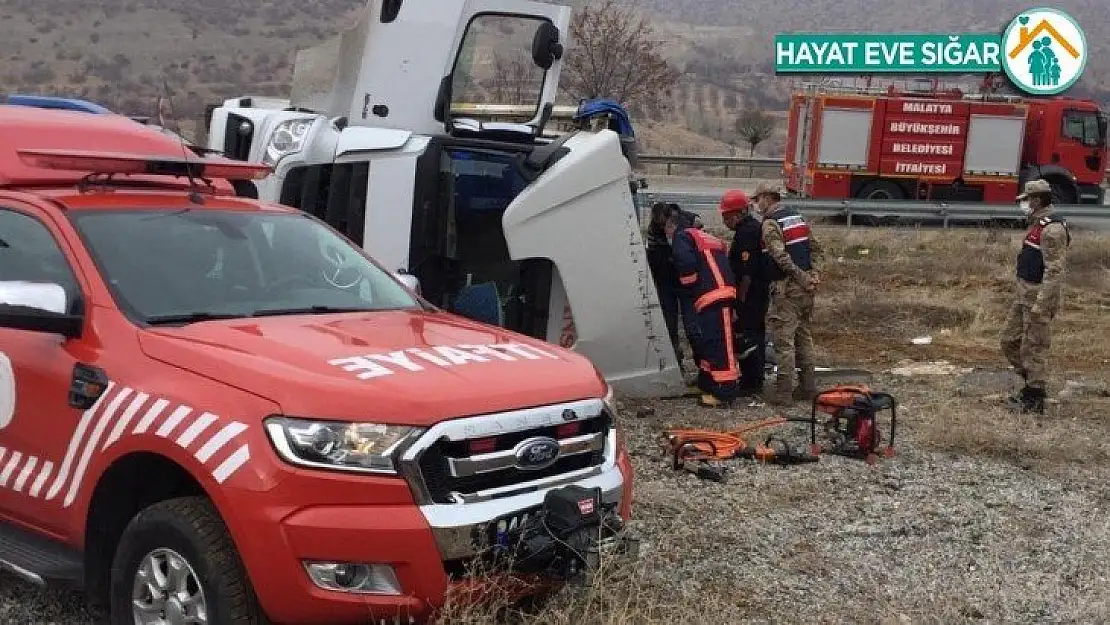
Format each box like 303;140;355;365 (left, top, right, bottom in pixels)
637;154;782;177
637;154;1110;181
636;190;1110;231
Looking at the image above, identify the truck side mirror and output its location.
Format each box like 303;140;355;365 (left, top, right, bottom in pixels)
0;282;82;338
531;22;564;70
392;271;421;295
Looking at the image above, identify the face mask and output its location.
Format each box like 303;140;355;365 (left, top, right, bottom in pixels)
1019;200;1032;216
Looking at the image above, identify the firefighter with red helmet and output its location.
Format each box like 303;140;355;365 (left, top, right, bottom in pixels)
720;189;770;397
665;210;741;407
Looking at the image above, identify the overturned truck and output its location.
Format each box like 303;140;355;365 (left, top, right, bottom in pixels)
205;0;685;398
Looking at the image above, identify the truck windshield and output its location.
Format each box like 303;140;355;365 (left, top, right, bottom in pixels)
1062;109;1105;147
69;209;421;325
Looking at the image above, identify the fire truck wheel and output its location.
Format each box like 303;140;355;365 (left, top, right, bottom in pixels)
856;180;905;201
109;496;268;625
1047;179;1077;205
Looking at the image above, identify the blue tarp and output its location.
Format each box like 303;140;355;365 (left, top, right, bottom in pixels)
4;94;113;114
573;98;635;138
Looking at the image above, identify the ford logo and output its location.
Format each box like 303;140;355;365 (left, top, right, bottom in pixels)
514;437;561;471
561;408;577;422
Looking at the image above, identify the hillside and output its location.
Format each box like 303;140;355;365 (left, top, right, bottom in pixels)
0;0;1107;155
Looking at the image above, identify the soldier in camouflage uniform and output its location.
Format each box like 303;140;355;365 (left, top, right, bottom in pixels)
756;183;823;405
1001;179;1070;414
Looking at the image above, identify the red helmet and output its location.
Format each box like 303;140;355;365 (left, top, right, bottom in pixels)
719;189;750;216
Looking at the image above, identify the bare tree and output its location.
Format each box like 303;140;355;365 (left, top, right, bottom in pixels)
562;0;680;112
486;50;536;105
734;109;776;156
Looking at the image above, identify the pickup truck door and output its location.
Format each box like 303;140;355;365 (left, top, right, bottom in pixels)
502;131;687;399
0;202;94;537
292;0;570;136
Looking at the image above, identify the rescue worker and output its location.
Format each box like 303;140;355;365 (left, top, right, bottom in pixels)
757;183;822;405
720;189;770;397
1000;178;1070;414
646;203;704;373
666;210;741;407
646;202;685;371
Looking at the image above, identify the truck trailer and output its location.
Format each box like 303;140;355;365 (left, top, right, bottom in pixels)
783;83;1108;205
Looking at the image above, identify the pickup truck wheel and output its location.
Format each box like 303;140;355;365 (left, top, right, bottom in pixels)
109;496;266;625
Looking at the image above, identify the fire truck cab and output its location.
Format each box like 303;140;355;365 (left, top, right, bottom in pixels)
784;81;1108;205
204;0;685;399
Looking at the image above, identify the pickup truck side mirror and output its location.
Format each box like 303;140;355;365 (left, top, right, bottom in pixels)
0;282;82;338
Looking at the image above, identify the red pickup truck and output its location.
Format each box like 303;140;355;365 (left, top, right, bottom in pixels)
0;105;635;624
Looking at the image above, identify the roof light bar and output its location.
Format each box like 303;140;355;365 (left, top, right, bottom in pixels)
16;149;272;181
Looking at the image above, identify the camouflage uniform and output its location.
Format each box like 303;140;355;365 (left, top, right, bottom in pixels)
1000;197;1069;411
759;187;823;404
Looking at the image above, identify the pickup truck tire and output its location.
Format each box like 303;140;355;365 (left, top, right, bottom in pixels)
108;496;267;625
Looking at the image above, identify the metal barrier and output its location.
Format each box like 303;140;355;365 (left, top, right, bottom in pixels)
636;190;1110;230
637;154;1110;182
637;154;782;177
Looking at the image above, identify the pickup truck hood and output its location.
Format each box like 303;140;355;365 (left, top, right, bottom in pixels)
137;310;605;424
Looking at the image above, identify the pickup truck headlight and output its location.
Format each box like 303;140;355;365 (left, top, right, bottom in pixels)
264;417;423;474
602;383;617;417
263;118;314;166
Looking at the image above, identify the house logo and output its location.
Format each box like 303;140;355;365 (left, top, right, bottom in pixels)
1000;8;1087;95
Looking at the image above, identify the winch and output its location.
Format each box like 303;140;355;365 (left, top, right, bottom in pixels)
481;485;639;583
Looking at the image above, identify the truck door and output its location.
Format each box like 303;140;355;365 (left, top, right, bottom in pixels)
501;131;687;399
299;0;570;136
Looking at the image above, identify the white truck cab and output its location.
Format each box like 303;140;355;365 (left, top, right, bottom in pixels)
204;0;684;399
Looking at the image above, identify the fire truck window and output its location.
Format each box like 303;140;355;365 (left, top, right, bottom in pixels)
1063;111;1101;147
451;15;547;113
0;209;82;313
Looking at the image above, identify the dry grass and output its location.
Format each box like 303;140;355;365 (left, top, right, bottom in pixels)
434;226;1110;625
810;226;1110;371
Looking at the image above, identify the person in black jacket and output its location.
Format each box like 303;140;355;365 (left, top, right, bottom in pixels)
719;189;770;396
666;211;740;406
646;203;702;376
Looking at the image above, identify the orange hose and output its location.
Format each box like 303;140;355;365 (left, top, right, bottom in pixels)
663;417;789;460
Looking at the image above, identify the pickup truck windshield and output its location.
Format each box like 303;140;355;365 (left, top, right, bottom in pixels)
69;209;420;325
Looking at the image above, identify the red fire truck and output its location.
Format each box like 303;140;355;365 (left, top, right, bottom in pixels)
783;83;1108;205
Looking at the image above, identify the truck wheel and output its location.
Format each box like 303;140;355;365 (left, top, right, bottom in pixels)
856;180;905;201
1047;179;1077;205
109;496;267;625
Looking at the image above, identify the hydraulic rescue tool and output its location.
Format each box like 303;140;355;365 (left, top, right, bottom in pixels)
808;384;897;463
660;417;819;481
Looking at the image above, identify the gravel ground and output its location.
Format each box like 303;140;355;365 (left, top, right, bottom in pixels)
605;369;1110;624
7;370;1109;624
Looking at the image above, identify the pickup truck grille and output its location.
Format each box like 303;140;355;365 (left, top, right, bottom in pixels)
416;412;611;505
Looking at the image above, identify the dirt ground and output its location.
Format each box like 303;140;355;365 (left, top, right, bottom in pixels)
3;225;1109;624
